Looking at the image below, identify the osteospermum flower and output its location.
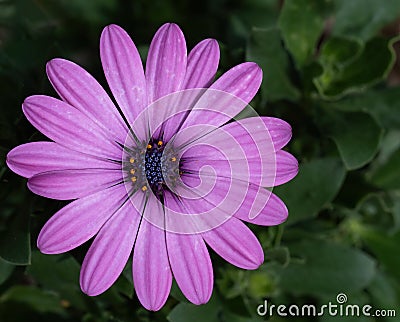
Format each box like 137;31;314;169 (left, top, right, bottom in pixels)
6;23;298;310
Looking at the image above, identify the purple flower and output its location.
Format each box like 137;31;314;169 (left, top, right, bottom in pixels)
6;23;298;310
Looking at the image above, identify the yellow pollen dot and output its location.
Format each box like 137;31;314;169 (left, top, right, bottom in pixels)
147;144;152;149
157;140;163;146
171;157;177;162
129;157;135;164
141;185;148;191
130;169;136;175
131;176;137;182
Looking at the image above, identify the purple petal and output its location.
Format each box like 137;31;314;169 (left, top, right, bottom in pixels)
166;232;213;305
210;62;262;103
183;39;220;89
133;195;172;311
80;200;141;296
46;58;128;142
28;169;122;200
100;24;147;124
179;120;267;186
23;95;121;160
180;63;262;131
179;173;287;226
158;39;219;141
202;217;264;269
219;117;292;153
262;117;292;150
6;142;119;178
146;23;187;103
234;191;288;226
37;185;127;254
275;150;298;186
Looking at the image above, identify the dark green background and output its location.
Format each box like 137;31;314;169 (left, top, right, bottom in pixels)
1;0;400;321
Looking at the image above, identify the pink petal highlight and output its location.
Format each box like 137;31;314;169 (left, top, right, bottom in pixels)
146;23;187;103
37;185;127;254
80;200;141;296
23;95;121;160
100;24;147;124
133;195;172;311
202;217;264;269
166;232;213;305
28;169;122;200
46;58;128;142
6;142;119;178
275;150;299;186
183;39;220;89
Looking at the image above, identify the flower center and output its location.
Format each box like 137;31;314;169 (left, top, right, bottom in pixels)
144;141;165;186
125;138;180;196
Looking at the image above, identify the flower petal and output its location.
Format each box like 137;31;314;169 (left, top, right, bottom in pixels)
262;117;292;150
183;39;219;89
146;23;187;103
157;39;220;141
179;63;262;131
275;150;298;186
202;217;264;269
166;232;213;305
178;173;287;226
37;185;127;254
80;200;141;296
46;58;128;142
23;95;121;160
100;24;147;125
6;142;119;178
28;169;122;200
234;191;288;226
210;62;262;104
132;195;172;311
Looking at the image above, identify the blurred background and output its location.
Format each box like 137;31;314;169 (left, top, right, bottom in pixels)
1;0;400;321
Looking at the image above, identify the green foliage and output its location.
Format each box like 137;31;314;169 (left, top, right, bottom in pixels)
279;240;376;296
1;0;399;321
274;158;346;223
247;27;300;102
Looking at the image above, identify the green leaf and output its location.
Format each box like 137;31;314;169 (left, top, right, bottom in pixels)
279;240;376;296
360;229;400;280
229;0;281;41
167;294;221;322
321;110;383;170
368;270;400;308
26;251;87;310
318;36;363;67
327;88;400;129
0;209;31;265
279;0;332;67
0;257;14;285
274;158;346;224
369;148;400;190
265;246;290;267
246;27;300;102
0;285;65;315
333;0;400;40
314;37;398;99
